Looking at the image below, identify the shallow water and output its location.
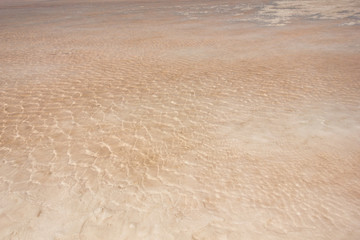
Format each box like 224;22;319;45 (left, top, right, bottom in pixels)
1;0;360;239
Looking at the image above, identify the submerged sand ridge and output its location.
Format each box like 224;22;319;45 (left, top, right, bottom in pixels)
1;0;360;239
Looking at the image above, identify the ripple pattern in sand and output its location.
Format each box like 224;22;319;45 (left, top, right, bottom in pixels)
1;0;360;239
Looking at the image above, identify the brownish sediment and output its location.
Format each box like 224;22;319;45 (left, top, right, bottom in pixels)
1;0;360;239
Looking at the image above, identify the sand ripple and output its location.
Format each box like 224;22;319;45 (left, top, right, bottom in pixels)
1;0;360;239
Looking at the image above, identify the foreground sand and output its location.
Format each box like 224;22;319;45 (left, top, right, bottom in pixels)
1;0;360;239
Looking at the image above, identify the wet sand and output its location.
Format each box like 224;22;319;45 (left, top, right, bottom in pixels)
1;0;360;239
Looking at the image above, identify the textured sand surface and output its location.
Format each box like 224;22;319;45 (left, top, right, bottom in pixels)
1;0;360;239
